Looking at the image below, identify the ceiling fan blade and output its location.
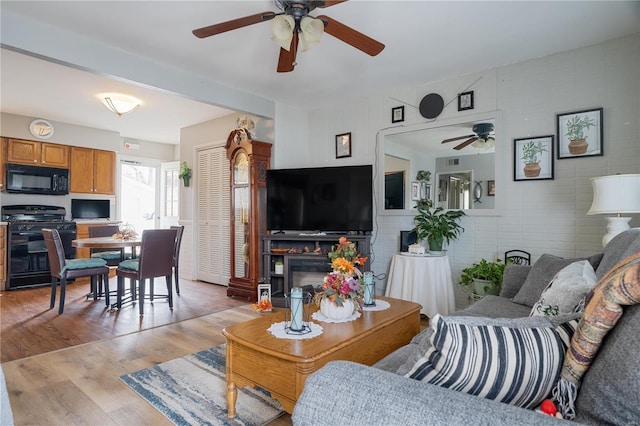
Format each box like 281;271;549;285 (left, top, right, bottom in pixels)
317;15;384;56
442;134;475;144
317;0;349;8
454;137;478;150
192;11;276;38
277;32;299;73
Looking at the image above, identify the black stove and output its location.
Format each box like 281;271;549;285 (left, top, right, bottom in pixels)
2;205;77;290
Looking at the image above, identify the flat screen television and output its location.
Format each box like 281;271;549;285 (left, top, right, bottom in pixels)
266;164;373;232
71;199;110;219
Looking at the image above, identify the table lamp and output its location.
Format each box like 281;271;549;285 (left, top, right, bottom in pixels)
587;174;640;247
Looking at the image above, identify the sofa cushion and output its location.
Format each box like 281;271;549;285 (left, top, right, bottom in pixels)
499;264;531;299
530;260;597;317
594;228;640;279
459;295;532;319
512;253;603;307
404;315;577;409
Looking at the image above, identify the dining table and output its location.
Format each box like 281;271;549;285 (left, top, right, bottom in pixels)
72;236;142;258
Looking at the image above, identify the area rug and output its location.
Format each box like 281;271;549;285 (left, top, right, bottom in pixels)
120;344;284;426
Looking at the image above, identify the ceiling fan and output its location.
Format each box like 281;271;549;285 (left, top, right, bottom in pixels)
441;123;496;151
192;0;385;73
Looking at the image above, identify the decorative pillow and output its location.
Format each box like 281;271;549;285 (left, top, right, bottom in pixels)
405;314;577;409
512;253;603;307
530;260;597;317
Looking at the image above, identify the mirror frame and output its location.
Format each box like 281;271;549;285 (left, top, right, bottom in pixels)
377;110;503;217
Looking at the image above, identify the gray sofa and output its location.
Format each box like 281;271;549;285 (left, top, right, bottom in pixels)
292;229;640;425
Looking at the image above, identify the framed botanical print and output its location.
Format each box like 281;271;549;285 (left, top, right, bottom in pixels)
514;135;554;181
556;108;603;159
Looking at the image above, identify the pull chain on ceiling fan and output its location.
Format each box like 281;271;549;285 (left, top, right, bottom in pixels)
192;0;385;73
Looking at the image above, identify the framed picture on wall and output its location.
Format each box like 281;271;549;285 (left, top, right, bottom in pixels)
392;106;405;123
458;91;474;111
514;135;554;181
335;132;352;158
487;180;495;196
556;107;603;159
411;181;420;201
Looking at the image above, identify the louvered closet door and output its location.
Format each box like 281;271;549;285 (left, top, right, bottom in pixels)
196;146;230;284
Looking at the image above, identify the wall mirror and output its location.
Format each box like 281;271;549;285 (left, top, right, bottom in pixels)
380;110;501;215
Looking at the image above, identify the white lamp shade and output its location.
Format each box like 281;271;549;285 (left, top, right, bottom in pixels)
587;174;640;214
299;17;324;51
271;15;295;51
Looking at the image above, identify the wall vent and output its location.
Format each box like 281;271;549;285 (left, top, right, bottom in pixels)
448;159;460;166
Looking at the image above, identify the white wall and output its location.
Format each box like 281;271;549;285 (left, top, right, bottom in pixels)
291;34;640;308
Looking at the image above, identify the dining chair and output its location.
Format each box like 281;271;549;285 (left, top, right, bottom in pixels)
170;225;184;294
504;249;531;265
115;228;177;315
89;225;125;266
42;228;110;314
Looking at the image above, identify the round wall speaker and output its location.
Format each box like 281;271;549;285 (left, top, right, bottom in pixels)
419;93;445;119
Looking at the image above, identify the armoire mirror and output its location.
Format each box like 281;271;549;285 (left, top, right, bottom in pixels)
380;110;501;214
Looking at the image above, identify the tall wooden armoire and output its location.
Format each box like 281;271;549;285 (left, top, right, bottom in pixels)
225;129;272;302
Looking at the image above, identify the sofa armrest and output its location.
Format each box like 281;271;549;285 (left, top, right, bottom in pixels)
500;264;532;298
293;361;572;426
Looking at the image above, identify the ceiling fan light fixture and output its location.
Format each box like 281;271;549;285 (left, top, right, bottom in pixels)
271;15;295;50
299;16;324;51
471;136;495;150
100;93;141;117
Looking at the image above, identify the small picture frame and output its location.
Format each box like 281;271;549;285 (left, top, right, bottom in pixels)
257;283;272;311
391;106;405;123
556;107;603;159
335;132;352;158
487;180;495;196
514;135;554;181
411;181;420;201
458;91;474;111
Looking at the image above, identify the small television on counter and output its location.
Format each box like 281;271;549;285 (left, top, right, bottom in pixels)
71;199;110;220
266;164;373;233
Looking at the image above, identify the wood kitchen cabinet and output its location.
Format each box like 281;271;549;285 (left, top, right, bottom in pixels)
0;138;5;191
70;147;116;194
6;138;69;168
0;225;6;290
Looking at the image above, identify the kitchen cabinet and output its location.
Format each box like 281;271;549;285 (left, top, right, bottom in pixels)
70;147;116;194
0;225;6;290
6;138;69;168
0;138;5;191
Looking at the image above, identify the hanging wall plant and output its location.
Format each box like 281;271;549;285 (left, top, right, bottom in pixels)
179;161;192;187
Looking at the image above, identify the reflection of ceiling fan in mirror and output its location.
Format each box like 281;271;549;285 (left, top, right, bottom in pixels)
441;123;495;150
192;0;385;73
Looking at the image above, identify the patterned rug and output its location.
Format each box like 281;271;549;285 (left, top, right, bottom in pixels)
120;344;284;426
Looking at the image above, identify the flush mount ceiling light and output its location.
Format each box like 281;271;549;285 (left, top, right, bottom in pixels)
100;93;141;116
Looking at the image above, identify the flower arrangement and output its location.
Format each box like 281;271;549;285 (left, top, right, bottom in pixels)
314;237;368;308
251;299;272;312
112;223;138;240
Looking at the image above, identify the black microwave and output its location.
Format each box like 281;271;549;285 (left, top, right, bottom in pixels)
5;163;69;195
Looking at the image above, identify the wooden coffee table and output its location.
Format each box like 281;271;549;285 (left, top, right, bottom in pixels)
222;296;421;417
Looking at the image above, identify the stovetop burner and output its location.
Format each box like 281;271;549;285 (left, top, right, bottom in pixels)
1;204;69;223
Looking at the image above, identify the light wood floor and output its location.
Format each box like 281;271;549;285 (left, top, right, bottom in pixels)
1;278;428;425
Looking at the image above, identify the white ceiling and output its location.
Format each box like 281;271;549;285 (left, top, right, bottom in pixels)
1;1;638;145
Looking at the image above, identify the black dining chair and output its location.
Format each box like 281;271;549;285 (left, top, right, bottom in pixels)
42;228;110;314
115;228;177;315
170;225;184;294
504;250;531;265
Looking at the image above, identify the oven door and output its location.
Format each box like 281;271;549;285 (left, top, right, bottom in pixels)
7;228;76;289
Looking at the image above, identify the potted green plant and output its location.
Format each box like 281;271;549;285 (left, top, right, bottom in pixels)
459;258;507;296
521;140;547;178
179;161;192;187
412;198;465;252
565;114;596;154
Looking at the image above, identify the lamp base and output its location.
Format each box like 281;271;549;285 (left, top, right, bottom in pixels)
602;216;632;247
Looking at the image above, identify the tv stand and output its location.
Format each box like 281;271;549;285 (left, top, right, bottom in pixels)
262;233;371;307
